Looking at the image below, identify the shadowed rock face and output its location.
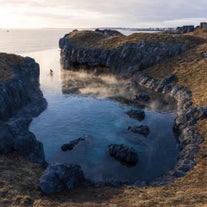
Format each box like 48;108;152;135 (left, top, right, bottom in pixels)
40;164;87;194
59;31;189;77
0;56;47;164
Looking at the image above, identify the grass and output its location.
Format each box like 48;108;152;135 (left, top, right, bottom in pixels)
1;29;207;206
67;30;207;50
0;53;24;83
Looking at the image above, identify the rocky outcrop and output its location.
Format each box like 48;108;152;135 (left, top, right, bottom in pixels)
134;93;150;102
59;35;188;77
40;164;87;194
0;57;47;164
108;144;139;167
57;31;207;187
61;137;85;151
128;125;150;137
126;109;145;121
132;72;206;186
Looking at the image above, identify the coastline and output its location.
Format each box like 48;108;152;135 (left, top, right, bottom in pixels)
1;29;207;206
54;29;207;188
0;54;47;164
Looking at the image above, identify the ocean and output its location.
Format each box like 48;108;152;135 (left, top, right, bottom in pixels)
0;28;74;54
0;28;140;54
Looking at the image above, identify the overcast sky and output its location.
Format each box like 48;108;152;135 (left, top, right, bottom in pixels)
0;0;206;28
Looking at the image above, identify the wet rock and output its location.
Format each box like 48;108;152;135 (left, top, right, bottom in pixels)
134;180;147;187
108;144;138;167
128;125;150;137
126;109;145;121
93;179;130;188
173;170;186;178
40;164;86;194
61;137;85;151
134;93;150;102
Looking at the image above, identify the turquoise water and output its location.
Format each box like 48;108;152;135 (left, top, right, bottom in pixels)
28;49;179;183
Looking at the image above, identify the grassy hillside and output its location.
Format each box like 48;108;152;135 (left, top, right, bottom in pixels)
67;30;207;50
1;30;207;206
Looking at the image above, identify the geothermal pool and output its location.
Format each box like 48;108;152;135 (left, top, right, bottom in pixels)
29;49;179;183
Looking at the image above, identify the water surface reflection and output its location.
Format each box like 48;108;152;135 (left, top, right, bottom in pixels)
29;49;179;183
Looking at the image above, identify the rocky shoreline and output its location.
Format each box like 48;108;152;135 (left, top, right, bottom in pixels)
1;30;207;194
59;33;189;78
0;56;47;164
41;30;207;192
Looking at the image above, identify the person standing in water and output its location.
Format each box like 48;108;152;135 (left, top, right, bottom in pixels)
50;69;53;75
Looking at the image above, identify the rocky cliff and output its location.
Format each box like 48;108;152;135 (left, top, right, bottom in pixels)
56;30;207;188
0;55;47;164
59;30;189;77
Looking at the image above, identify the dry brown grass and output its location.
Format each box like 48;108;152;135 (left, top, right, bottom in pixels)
68;30;207;50
1;31;207;206
0;53;24;83
145;43;207;107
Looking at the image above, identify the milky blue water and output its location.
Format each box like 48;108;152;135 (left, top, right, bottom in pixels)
0;28;179;183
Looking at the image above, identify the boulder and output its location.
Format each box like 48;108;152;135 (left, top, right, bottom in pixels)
157;74;178;92
40;164;86;194
128;125;150;137
108;144;138;167
134;93;150;102
126;109;145;121
61;137;85;151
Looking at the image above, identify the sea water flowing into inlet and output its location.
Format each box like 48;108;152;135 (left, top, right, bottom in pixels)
0;28;179;183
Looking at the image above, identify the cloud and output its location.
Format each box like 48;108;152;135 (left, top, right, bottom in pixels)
0;0;207;28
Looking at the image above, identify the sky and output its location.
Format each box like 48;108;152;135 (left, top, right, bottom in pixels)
0;0;206;29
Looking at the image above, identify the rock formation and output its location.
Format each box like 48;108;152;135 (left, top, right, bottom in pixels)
40;164;87;194
108;144;139;167
126;109;145;121
61;137;85;151
0;56;47;164
59;32;188;77
128;125;150;137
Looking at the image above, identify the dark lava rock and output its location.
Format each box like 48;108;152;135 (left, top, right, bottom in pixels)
108;144;138;167
134;93;150;102
157;74;178;92
0;123;14;154
126;109;145;121
61;137;85;151
40;164;86;194
13;131;45;164
128;125;150;137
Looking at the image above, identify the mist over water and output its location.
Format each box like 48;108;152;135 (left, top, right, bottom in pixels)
26;49;179;183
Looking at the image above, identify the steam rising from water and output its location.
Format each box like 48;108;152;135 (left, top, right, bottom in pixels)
61;70;134;99
28;49;178;183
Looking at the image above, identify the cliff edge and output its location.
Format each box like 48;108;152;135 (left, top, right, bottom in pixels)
0;53;47;164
